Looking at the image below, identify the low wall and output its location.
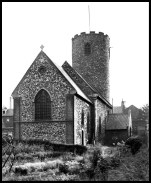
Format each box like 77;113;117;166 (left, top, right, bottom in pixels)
14;121;73;144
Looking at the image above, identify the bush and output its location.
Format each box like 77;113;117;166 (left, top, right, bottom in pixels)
125;136;142;155
90;148;102;169
59;163;69;174
96;157;110;180
110;156;121;168
14;167;28;176
61;152;75;161
80;147;103;180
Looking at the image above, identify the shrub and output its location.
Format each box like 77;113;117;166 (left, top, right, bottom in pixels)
79;147;102;180
35;151;46;161
96;157;110;180
15;153;33;161
90;148;102;169
110;156;121;168
84;167;96;180
14;167;28;176
61;152;75;161
73;145;87;155
59;163;69;174
15;153;25;161
125;136;142;155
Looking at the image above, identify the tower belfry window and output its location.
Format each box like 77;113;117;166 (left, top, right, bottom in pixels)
84;43;91;55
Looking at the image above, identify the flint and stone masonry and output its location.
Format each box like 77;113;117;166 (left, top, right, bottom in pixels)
12;52;74;143
12;31;112;145
72;31;110;101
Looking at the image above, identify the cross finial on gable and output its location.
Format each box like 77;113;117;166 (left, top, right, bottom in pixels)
40;45;44;50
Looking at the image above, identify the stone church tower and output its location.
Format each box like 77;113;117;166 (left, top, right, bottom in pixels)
72;31;110;101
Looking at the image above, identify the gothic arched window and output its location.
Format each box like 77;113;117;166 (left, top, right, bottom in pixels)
81;109;84;128
99;116;101;134
35;89;51;120
87;112;90;134
84;43;91;55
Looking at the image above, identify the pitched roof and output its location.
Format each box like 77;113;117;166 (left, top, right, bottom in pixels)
113;106;123;113
124;105;140;120
11;51;91;104
54;62;92;103
2;109;13;116
106;113;129;130
62;61;112;108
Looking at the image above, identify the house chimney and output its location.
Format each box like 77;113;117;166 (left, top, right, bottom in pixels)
121;99;126;113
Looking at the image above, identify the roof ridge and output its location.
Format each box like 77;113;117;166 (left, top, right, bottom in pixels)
72;65;97;94
12;51;91;103
12;51;43;97
62;61;112;108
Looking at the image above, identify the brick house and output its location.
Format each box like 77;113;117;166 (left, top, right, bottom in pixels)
113;101;148;142
2;108;14;134
2;109;13;128
124;105;141;121
124;105;147;136
104;110;132;145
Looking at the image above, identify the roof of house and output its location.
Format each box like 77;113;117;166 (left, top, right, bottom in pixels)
113;106;123;113
106;113;129;130
124;105;140;120
62;61;112;108
11;51;91;104
2;109;13;116
132;120;147;127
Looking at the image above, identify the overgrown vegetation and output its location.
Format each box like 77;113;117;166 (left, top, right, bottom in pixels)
125;135;142;155
15;139;87;155
2;138;149;181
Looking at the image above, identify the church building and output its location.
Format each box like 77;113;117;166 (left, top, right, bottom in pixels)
12;31;113;145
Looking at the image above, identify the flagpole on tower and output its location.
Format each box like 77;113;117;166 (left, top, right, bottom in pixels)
88;5;90;32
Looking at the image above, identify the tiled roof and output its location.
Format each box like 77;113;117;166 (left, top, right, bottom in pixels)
62;61;112;108
113;106;123;113
124;105;140;120
54;62;92;103
2;109;13;116
106;113;129;130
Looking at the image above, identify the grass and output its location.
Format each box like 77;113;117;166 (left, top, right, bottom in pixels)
107;146;149;181
2;140;149;181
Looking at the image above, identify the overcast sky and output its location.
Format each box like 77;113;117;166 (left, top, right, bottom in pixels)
2;2;149;109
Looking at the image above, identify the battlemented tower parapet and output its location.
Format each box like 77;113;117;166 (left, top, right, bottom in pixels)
72;31;110;101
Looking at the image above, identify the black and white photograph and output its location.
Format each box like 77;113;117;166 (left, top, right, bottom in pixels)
2;2;149;181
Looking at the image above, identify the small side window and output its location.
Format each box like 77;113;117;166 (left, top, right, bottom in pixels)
84;43;91;55
81;109;84;128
